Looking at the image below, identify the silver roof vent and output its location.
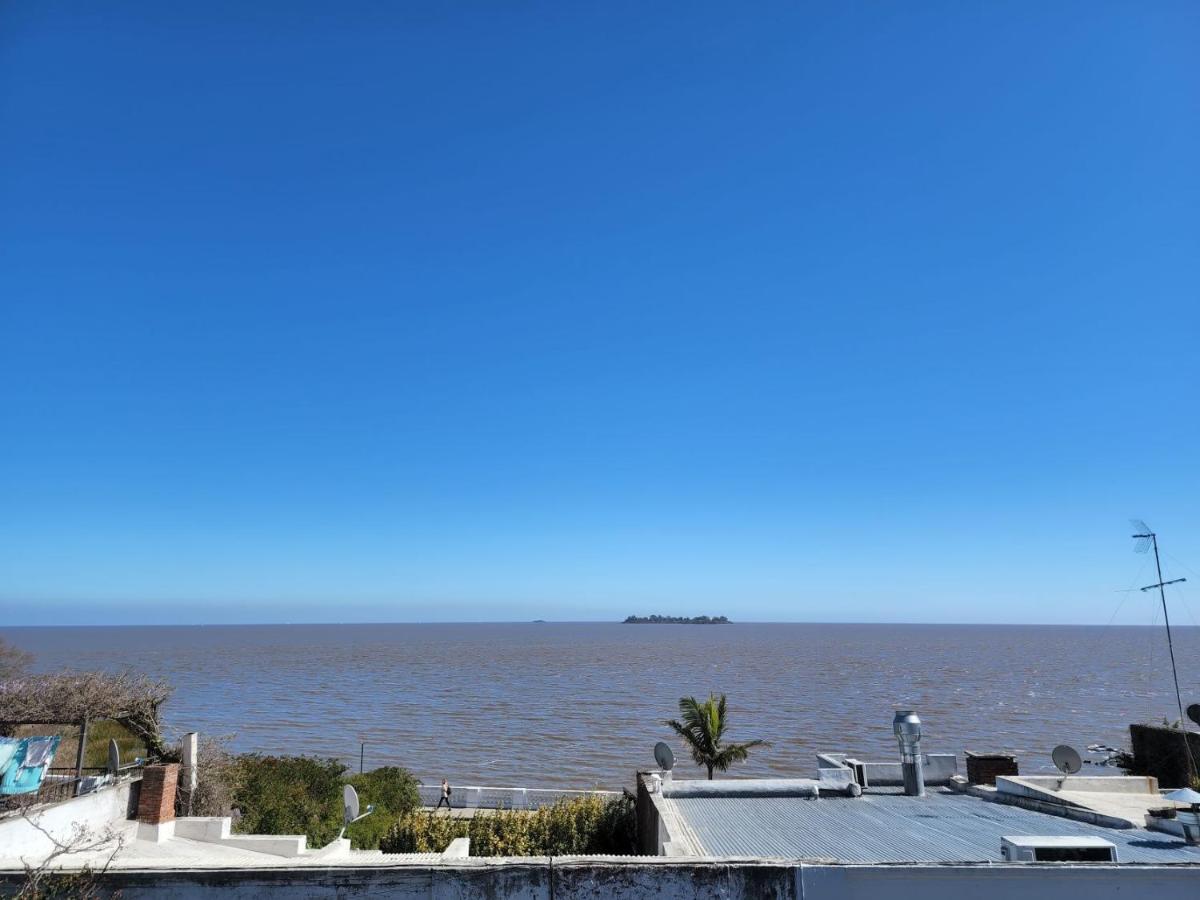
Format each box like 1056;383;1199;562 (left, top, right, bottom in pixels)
893;710;925;797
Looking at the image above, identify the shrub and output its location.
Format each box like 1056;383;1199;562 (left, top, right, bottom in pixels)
0;670;173;760
233;755;347;848
380;795;637;856
0;638;33;680
230;756;421;850
345;766;422;850
181;734;239;818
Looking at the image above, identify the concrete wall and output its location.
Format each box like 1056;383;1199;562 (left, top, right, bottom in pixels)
3;859;1198;899
634;774;659;856
0;779;135;860
856;754;958;786
1130;724;1200;788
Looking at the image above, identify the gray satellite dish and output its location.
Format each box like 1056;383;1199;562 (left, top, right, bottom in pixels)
1052;744;1082;776
343;784;360;825
107;739;120;775
1187;703;1200;727
654;741;674;771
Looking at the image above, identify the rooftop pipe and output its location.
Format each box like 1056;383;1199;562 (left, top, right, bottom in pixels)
893;710;926;797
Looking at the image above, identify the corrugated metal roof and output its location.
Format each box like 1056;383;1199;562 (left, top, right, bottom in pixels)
665;787;1200;864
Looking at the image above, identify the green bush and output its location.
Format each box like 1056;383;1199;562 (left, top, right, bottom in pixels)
345;766;422;849
380;795;636;856
232;756;422;850
233;755;347;848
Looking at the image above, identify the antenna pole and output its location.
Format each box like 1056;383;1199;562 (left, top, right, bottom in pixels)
1137;535;1195;782
1150;536;1188;733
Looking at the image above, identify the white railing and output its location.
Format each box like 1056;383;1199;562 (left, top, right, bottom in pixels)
417;784;619;810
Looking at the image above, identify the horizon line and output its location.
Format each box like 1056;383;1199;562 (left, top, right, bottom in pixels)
2;619;1192;629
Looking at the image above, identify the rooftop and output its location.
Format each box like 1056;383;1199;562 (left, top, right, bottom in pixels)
662;785;1200;864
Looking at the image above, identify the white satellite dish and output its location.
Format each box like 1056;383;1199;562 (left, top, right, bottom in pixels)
1052;744;1082;776
339;784;375;839
343;784;360;825
654;741;675;771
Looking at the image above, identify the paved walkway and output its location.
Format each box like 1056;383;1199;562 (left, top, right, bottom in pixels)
419;806;499;819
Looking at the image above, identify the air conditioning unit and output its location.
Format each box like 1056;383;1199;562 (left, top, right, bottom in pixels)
1001;836;1117;863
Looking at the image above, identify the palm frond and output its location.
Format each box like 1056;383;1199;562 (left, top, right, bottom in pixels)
663;693;766;778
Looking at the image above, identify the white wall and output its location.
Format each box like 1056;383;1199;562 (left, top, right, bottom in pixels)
0;780;133;861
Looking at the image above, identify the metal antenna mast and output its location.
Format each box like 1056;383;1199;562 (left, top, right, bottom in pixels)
1131;520;1194;778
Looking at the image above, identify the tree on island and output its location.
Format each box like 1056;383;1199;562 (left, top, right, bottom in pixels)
665;693;768;780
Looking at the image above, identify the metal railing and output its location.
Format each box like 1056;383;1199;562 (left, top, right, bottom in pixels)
418;784;620;811
1;765;140;817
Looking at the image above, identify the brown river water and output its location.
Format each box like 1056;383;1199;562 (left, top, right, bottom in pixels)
4;623;1197;790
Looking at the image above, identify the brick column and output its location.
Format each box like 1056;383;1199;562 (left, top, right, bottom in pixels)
138;763;179;825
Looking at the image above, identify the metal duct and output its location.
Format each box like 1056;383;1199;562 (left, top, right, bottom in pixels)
893;710;926;797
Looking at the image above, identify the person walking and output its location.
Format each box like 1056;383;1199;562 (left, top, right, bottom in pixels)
435;778;452;812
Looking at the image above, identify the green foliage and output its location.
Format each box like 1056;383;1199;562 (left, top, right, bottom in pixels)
380;795;637;857
345;766;422;850
665;693;768;779
16;866;114;900
85;720;146;768
233;754;348;849
231;756;421;850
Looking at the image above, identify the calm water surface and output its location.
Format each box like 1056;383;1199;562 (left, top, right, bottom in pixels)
4;623;1197;790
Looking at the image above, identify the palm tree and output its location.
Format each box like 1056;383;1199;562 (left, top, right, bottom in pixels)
665;693;768;780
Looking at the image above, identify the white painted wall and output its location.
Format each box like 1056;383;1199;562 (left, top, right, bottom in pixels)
0;779;133;861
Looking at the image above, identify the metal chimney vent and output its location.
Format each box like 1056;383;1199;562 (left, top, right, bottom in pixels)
893;710;926;797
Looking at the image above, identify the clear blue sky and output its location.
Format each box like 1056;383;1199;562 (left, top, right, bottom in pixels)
2;2;1198;625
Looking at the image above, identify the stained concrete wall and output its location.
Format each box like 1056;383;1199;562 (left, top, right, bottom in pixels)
0;779;135;860
3;859;1198;899
1130;724;1200;788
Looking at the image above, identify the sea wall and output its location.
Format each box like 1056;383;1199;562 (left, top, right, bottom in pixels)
3;859;1198;899
415;784;618;810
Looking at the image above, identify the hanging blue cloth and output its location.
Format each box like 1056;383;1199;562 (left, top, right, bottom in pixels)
0;736;62;795
0;738;20;778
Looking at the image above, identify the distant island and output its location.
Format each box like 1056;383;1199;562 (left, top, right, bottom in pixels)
623;615;730;625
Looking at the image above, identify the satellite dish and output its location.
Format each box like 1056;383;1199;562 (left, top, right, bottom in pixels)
107;739;120;775
654;741;675;771
1052;744;1082;776
343;784;360;825
1186;703;1200;727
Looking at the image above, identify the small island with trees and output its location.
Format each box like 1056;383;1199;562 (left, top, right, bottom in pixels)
623;614;730;624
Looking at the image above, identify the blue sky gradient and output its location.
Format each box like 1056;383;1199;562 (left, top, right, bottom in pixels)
2;2;1198;625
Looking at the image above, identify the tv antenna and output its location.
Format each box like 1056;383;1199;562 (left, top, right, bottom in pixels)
654;741;675;771
1131;520;1195;779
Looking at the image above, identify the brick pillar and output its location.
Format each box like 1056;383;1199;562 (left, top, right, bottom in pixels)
138;764;180;825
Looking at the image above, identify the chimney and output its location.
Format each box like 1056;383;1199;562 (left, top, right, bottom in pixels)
893;710;925;797
136;763;180;843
